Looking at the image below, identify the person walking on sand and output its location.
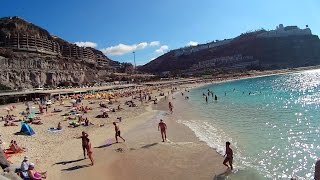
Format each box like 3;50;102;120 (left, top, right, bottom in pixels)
75;131;89;159
158;119;167;142
86;138;94;166
223;141;233;170
168;101;173;114
113;122;125;143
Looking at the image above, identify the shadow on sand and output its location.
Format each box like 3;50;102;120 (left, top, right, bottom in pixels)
54;158;84;166
61;164;91;171
94;142;117;149
213;169;232;180
13;132;29;136
141;143;158;149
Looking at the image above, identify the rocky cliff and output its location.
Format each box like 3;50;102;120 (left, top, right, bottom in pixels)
0;48;110;89
140;31;320;74
0;16;51;40
0;16;121;89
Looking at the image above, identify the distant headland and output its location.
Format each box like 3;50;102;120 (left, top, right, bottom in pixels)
139;24;320;76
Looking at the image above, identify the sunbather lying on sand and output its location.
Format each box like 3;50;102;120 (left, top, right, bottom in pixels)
52;108;62;113
24;118;43;125
68;121;80;128
96;112;109;118
4;120;18;126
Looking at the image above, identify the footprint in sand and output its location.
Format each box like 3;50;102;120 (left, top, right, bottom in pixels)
115;148;124;153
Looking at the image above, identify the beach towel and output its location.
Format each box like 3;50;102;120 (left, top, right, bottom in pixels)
3;149;15;154
3;149;24;155
48;128;63;133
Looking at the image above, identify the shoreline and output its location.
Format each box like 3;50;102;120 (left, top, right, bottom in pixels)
61;83;228;180
1;66;319;179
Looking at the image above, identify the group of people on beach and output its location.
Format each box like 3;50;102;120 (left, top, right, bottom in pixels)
0;84;238;178
20;156;47;180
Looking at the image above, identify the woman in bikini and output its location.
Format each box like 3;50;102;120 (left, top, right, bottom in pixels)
86;138;94;166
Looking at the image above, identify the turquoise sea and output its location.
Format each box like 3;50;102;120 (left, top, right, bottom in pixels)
176;69;320;179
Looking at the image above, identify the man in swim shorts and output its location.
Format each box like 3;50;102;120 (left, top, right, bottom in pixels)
223;141;233;170
113;122;125;143
158;119;167;142
76;131;88;159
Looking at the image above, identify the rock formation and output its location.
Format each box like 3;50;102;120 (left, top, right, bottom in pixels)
0;16;121;89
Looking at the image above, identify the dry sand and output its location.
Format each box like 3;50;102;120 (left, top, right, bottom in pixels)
0;86;172;179
0;82;228;180
60;84;227;180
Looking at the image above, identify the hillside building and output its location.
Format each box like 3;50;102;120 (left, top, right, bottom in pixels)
61;44;96;62
174;39;232;57
2;34;61;55
257;24;312;38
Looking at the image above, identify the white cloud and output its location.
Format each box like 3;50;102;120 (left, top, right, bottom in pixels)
100;42;148;56
150;57;157;61
187;41;198;46
74;41;97;48
150;41;160;46
155;45;169;54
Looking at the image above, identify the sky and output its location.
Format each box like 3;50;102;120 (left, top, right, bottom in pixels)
1;0;320;65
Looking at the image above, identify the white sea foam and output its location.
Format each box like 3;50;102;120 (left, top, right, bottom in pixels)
177;119;227;156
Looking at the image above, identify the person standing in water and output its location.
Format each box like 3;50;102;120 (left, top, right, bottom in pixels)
214;95;218;101
168;101;173;114
223;141;233;170
205;96;208;103
113;122;125;143
158;119;167;142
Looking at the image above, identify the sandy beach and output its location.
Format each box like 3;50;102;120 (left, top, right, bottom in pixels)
61;90;227;180
0;81;227;180
0;67;318;180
